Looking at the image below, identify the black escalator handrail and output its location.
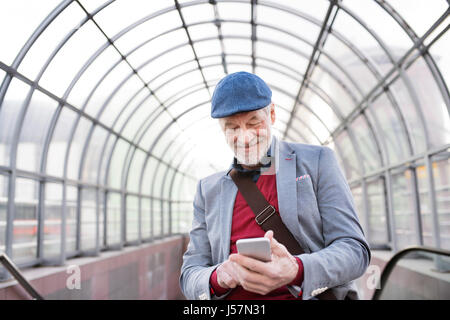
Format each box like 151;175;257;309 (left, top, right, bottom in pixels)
372;245;450;300
0;253;44;300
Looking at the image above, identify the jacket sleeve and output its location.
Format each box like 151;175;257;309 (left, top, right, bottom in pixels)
179;179;220;300
296;146;371;300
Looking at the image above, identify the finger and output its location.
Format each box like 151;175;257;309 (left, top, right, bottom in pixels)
233;261;273;287
230;254;271;274
233;263;273;295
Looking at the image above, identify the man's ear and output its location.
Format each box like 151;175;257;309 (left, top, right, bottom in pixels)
270;103;276;125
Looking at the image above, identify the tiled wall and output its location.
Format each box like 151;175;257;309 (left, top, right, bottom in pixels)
0;235;189;300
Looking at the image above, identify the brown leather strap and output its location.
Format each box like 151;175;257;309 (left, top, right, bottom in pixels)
230;168;337;300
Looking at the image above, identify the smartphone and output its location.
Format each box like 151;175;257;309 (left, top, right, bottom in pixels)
236;237;272;262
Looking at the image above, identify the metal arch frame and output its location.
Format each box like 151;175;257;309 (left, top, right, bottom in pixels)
330;1;449;250
0;45;386;262
0;0;448;270
78;0;449;252
21;3;394;215
373;0;449;249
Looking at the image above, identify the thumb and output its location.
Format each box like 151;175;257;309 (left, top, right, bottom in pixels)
265;230;286;256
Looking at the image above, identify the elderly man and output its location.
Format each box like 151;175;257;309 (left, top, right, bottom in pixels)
180;71;370;300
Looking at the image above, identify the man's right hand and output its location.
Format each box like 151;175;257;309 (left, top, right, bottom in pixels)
216;258;240;289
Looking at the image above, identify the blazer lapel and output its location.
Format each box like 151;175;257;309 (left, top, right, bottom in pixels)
275;141;299;238
219;176;237;260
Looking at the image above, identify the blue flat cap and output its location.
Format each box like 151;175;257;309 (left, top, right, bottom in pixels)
211;71;272;118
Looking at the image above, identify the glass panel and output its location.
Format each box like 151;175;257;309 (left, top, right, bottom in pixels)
294;105;329;143
332;9;394;75
67;46;123;110
46;107;77;177
43;182;62;259
0;175;7;254
163;201;170;235
113;10;183;54
153;163;168;199
17;90;58;172
352;185;366;236
255;41;308;78
321;34;378;96
405;58;450;149
377;250;450;299
142;157;158;196
367;178;388;245
145;59;199;93
386;0;449;37
334;131;361;180
257;5;321;44
98;191;105;249
0;1;61;65
121;97;156;141
0;78;30;166
432;155;450;249
126;149;146;193
88;0;174;38
216;2;250;21
301;88;341;132
155;70;205;103
80;188;96;251
38;20;107;97
274;0;330;22
67;117;92;180
85;62;137;121
417;161;434;247
344;0;413;58
193;39;223;57
390;78;427;154
429;31;450;91
17;2;86;80
140;112;173;150
255;66;300;100
180;3;215;25
125;29;189;70
126;195;139;242
220;22;251;38
141;198;151;239
392;170;419;249
81;126;108;184
107;192;121;245
349;115;380;173
13;178;38;264
368;93;410;164
108;138;130;189
152;199;162;238
309;66;356;117
66;185;77;253
223;39;252;56
113;87;149;133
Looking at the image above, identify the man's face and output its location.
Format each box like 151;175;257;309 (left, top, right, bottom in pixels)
220;104;275;166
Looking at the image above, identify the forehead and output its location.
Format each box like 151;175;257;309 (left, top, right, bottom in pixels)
222;109;264;124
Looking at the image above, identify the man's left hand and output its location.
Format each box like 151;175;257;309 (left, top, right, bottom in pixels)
229;230;299;295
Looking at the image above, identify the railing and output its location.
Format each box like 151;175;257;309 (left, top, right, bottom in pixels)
0;253;44;300
372;245;450;300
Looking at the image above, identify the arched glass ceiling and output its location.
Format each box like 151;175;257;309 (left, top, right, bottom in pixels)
0;0;449;269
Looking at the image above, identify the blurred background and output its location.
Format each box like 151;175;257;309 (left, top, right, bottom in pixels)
0;0;449;300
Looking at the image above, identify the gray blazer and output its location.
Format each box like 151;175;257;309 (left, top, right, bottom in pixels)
180;135;371;300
